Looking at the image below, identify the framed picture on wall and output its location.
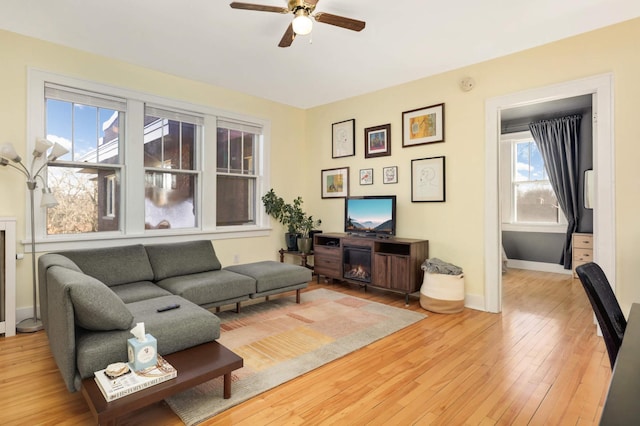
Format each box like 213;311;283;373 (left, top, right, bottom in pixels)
402;103;445;147
364;124;391;158
359;168;373;185
411;156;445;202
321;167;350;198
332;119;355;158
383;166;398;184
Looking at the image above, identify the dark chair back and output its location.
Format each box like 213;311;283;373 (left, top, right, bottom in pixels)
576;262;626;368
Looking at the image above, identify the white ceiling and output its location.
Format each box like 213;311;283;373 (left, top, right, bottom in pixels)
2;1;640;109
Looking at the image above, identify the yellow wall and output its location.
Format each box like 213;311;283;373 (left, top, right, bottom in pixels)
307;17;640;312
2;17;640;315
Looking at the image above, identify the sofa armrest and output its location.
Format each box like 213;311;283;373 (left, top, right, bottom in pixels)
38;254;82;333
45;266;81;392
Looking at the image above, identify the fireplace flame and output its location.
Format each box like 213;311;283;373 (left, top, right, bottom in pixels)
346;264;370;280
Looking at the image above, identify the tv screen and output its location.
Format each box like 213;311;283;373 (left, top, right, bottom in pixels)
344;195;396;236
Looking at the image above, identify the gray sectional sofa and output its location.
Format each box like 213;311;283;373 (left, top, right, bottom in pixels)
38;240;312;392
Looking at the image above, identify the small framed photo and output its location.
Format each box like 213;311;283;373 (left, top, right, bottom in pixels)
383;166;398;184
411;156;445;202
359;168;373;185
332;119;355;158
402;103;445;147
364;124;391;158
321;167;349;198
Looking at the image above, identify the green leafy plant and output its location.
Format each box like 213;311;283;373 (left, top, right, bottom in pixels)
261;189;320;237
296;213;321;239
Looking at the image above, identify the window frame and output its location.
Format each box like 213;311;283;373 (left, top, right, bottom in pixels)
500;130;567;233
215;123;261;227
27;69;271;252
105;174;117;219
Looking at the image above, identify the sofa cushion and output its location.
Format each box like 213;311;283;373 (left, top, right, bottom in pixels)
57;244;154;287
156;269;255;306
110;281;173;304
225;261;312;293
145;240;222;281
63;269;134;331
76;295;220;379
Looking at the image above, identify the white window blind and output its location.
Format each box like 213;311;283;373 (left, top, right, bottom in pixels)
45;83;127;112
217;118;262;134
145;105;204;126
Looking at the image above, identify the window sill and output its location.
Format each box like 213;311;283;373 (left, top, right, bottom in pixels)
501;223;567;234
23;226;270;253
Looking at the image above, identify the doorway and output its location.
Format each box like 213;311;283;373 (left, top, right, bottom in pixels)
484;74;615;313
500;95;592;273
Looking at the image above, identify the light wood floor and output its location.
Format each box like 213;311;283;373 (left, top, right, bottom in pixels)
0;269;611;425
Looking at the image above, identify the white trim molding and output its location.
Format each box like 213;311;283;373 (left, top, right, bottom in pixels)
485;74;615;313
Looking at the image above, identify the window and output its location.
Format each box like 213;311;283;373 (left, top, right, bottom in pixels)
216;120;261;226
501;131;566;229
29;70;269;248
45;84;125;235
143;107;202;230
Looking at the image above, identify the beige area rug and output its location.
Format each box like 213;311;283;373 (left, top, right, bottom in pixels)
165;288;426;425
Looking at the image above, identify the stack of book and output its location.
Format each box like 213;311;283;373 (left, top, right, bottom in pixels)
94;356;177;401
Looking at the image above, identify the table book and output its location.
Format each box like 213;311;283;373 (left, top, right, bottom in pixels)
93;355;177;402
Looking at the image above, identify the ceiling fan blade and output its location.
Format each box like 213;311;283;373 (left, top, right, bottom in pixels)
314;12;365;32
278;23;296;48
229;2;289;13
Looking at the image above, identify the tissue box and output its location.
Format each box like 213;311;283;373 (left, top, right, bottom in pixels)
127;334;158;371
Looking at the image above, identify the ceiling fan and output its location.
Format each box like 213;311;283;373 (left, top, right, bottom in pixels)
229;1;366;48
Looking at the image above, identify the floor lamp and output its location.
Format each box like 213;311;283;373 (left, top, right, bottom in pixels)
0;139;68;333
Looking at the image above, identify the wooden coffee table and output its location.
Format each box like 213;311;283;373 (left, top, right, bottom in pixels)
81;341;243;425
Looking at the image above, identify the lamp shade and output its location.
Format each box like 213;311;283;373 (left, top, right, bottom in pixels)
48;142;70;161
34;138;54;157
0;142;22;162
41;187;59;208
292;11;313;35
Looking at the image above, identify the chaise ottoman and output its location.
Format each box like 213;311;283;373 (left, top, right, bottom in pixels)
224;261;312;303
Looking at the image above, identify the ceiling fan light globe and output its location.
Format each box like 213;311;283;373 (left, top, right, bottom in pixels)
292;13;313;35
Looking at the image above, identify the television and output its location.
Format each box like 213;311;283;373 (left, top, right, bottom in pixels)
344;195;396;237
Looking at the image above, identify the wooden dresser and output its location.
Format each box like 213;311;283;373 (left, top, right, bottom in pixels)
572;232;593;278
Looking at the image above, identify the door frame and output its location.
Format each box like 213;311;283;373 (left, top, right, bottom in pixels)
484;74;615;313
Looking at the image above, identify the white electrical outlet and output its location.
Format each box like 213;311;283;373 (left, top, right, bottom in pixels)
233;254;239;264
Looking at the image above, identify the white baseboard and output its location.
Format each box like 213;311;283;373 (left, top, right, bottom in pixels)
16;306;40;324
464;293;486;311
506;259;572;275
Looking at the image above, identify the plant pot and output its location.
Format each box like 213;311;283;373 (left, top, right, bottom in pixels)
285;233;299;251
297;237;312;254
309;229;322;250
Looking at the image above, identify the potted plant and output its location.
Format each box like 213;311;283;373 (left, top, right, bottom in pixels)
262;189;320;252
295;214;322;254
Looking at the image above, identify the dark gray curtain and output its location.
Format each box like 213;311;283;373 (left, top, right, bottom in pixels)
529;115;582;269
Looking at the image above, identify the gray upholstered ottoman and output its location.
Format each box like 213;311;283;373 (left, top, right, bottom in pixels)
224;261;312;303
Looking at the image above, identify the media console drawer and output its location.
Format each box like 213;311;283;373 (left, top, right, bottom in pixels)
313;245;341;278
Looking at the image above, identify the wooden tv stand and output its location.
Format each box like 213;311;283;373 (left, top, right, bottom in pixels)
313;233;428;303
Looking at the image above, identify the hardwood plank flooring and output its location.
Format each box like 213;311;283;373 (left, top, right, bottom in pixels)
0;269;611;425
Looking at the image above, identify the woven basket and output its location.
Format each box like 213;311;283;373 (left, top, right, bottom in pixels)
419;272;465;314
